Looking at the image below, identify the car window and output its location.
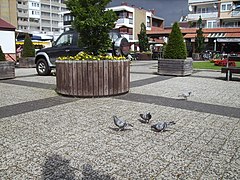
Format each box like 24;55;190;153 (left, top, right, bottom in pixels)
55;33;73;47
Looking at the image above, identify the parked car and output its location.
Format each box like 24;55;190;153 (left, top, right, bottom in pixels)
35;30;129;75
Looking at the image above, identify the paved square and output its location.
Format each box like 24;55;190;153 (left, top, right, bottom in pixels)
0;61;239;179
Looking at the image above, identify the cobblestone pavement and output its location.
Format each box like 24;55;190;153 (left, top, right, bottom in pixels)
0;61;240;179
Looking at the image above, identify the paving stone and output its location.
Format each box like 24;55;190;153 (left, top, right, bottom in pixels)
0;63;240;178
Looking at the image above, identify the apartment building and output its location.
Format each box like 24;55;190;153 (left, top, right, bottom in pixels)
16;0;67;35
107;2;164;50
188;0;240;28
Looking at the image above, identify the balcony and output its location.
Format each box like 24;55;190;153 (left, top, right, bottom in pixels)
18;12;28;18
188;12;218;20
232;11;240;17
189;0;217;3
116;18;133;28
18;20;29;26
17;3;28;9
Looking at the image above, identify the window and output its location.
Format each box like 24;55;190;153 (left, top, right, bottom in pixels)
55;34;73;47
207;21;217;28
147;16;151;27
197;7;208;14
221;3;232;11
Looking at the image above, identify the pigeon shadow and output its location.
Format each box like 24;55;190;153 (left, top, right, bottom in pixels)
42;154;76;180
108;127;133;132
151;129;171;133
82;164;114;180
138;119;149;124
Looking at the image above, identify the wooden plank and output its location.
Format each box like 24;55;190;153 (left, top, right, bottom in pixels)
93;61;99;96
113;60;118;95
72;61;78;96
77;61;83;96
68;61;73;95
98;61;104;96
103;60;109;96
108;61;114;95
87;61;94;96
117;61;122;93
82;61;88;96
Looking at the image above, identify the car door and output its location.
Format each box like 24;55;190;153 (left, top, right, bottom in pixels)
48;31;80;64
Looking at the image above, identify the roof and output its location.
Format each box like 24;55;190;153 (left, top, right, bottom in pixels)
147;27;240;37
0;18;15;31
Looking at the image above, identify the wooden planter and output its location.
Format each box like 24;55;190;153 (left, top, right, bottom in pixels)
19;57;35;68
0;61;15;80
158;58;193;76
136;53;152;60
56;60;130;97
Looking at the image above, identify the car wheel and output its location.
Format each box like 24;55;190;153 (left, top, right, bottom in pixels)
36;58;51;76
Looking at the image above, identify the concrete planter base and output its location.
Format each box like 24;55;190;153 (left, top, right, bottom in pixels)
19;57;35;68
56;60;130;97
0;61;15;80
157;58;193;76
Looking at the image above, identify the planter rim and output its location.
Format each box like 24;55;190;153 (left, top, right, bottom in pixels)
159;58;190;61
56;59;130;63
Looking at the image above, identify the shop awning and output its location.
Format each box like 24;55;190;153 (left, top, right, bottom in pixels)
207;33;226;38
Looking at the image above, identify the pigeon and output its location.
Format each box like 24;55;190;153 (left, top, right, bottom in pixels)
113;115;133;131
178;91;192;100
139;112;152;123
151;121;176;132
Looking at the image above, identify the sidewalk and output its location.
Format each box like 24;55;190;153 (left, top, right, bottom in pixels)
0;61;239;179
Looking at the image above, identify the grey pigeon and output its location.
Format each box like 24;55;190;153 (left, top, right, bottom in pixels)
139;112;152;123
113;115;133;131
178;91;191;100
151;121;176;132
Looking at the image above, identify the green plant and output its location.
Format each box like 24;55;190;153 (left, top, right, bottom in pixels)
0;45;6;61
22;34;35;57
58;52;126;61
195;16;205;53
138;23;149;52
65;0;118;55
164;22;187;59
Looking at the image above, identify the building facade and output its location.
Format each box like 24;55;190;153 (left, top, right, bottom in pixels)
0;0;18;27
107;3;164;51
188;0;240;28
1;0;67;36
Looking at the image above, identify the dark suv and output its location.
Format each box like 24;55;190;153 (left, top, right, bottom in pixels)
35;30;129;75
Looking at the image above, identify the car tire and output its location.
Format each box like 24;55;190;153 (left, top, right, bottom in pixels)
36;58;51;76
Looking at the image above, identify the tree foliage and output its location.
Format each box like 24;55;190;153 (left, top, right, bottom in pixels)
65;0;118;55
0;45;6;61
195;16;205;53
164;22;187;59
138;23;149;52
22;34;35;57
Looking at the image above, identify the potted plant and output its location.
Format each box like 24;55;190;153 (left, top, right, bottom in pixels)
157;22;192;76
56;0;130;97
19;34;36;68
192;16;205;60
0;45;15;80
137;23;151;60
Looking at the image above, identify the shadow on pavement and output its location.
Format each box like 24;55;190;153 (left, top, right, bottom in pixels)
42;154;76;180
42;154;115;180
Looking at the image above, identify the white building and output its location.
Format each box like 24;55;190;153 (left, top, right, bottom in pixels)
17;0;67;36
188;0;240;28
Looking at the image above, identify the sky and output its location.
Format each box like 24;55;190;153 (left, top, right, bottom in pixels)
107;0;188;26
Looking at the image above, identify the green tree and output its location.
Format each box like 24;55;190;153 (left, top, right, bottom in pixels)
0;45;6;61
164;22;187;59
138;23;149;52
65;0;118;55
22;34;35;57
195;16;205;53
